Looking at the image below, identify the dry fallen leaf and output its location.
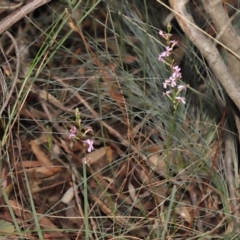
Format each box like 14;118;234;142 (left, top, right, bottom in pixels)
28;140;62;177
84;146;115;175
128;182;136;203
148;153;167;176
61;187;75;204
30;140;53;166
138;168;150;184
175;199;192;224
50;143;62;160
65;199;83;226
83;147;107;165
24;165;61;178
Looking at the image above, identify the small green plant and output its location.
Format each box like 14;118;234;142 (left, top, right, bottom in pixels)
68;108;94;239
158;24;187;177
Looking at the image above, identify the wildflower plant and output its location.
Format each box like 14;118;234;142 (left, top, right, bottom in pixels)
158;24;187;176
68;108;94;238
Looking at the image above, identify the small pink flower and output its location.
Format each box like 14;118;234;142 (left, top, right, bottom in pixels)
170;80;177;88
178;85;186;91
83;139;94;152
158;46;172;62
69;126;77;139
159;30;165;37
172;66;182;79
168;75;177;87
170;40;178;48
159;30;169;39
163;79;171;88
173;65;181;71
164;46;172;56
175;97;186;104
158;54;165;62
163;90;171;97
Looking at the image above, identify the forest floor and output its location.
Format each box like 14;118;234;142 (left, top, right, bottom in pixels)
0;1;239;239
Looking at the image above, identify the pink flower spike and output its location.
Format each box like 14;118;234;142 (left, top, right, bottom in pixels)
175;97;186;104
83;139;94;152
69;126;77;139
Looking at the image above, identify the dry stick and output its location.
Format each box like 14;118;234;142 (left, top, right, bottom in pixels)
0;31;20;117
0;0;51;35
202;0;240;53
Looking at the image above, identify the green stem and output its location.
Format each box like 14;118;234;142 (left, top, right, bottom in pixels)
83;163;90;240
165;107;177;178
